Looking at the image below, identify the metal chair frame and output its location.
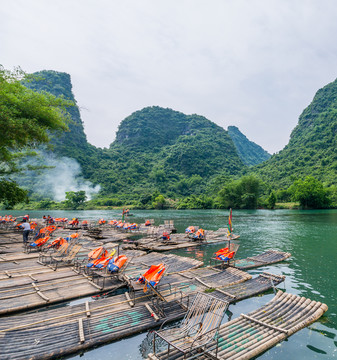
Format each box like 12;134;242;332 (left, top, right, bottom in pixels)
153;292;229;359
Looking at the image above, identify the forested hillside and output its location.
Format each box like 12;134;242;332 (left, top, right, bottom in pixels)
227;126;271;166
4;67;336;210
92;106;246;201
25;71;101;176
21;71;249;206
19;70;337;210
253;78;337;188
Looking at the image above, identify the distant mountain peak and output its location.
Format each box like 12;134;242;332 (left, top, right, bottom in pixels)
114;106;223;149
255;76;337;188
227;125;271;166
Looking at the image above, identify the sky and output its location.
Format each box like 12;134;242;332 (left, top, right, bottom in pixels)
2;0;337;154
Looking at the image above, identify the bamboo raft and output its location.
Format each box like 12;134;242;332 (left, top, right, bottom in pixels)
0;251;203;316
233;250;292;269
125;252;203;277
123;231;240;252
0;267;123;316
0;272;285;360
148;290;328;360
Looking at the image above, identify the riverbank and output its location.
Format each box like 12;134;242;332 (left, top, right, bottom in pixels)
5;201;303;211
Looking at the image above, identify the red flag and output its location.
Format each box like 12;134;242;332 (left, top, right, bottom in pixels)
228;208;233;233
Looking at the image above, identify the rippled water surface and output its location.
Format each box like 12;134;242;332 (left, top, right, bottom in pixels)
2;209;336;359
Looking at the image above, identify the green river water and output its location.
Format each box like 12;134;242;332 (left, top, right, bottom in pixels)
1;209;336;359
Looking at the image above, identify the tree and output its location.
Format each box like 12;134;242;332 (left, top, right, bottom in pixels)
64;191;87;209
0;179;27;208
152;194;166;209
218;175;260;209
266;191;277;209
289;176;330;209
0;66;72;207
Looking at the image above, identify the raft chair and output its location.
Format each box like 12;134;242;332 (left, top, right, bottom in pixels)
81;220;89;229
85;249;118;288
108;220;118;227
50;243;83;270
88;246;107;261
46;237;67;250
161;231;171;242
42;236;79;267
151;292;229;359
214;247;236;265
185;226;196;235
85;247;108;268
86;249;115;269
115;221;125;230
210;243;240;268
128;263;167;306
38;238;70;265
136;263;166;300
84;248;116;276
123;222;139;232
25;235;50;253
107;254;128;274
73;246;106;273
106;253;131;283
191;228;206;241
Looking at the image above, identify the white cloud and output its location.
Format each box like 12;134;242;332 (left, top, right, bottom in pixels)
2;0;337;153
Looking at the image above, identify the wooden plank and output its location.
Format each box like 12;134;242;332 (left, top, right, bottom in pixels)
145;303;159;321
87;280;103;290
241;313;289;334
85;301;91;317
179;272;193;279
246;257;268;264
125;292;134;307
32;282;40;291
78;318;85;343
36;291;50;302
28;274;38;281
216;288;236;299
260;272;285;281
194;276;212;288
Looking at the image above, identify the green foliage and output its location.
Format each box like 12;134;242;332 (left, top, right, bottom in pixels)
218;175;260;209
90;198;124;207
288;176;330;209
26;76;247;204
35;199;58;209
227;126;271;166
177;195;213;209
253;77;337;191
266;191;277;209
152;194;166;209
0;67;70;164
0;66;71;207
64;191;87;209
0;179;28;208
16;70;337;210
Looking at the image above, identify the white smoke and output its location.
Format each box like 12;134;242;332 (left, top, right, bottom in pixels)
15;152;101;201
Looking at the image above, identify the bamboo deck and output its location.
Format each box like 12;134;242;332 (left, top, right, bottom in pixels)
233;249;292;270
0;224;299;360
0;271;285;360
0;267;123;316
148;290;328;360
122;231;240;252
0;249;203;316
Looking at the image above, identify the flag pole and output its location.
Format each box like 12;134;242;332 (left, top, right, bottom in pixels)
228;208;233;251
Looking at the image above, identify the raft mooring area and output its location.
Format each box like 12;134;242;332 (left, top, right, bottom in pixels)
0;216;328;360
